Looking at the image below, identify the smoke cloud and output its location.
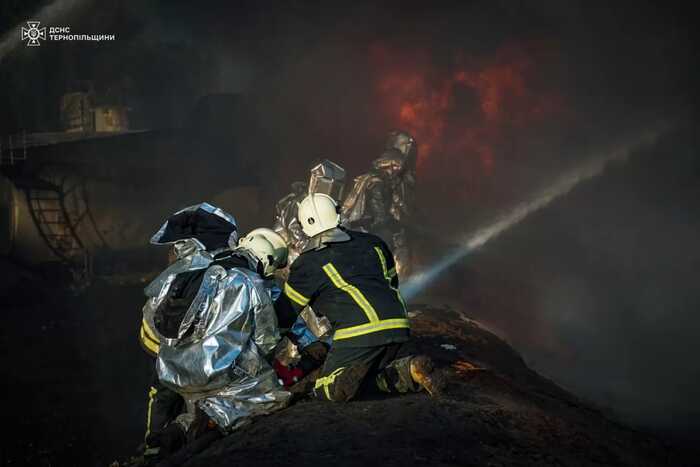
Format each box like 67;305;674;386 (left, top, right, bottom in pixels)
0;0;698;441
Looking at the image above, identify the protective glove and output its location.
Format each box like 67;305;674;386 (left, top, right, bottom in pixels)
300;341;329;364
187;406;218;443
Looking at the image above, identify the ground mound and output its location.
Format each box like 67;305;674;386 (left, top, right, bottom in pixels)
0;272;687;466
174;305;672;467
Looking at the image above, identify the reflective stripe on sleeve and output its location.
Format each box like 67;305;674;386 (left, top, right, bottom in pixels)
374;247;407;314
374;246;397;279
140;321;160;354
284;282;311;307
142;319;160;344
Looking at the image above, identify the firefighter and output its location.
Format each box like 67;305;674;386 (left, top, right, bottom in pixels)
273;159;346;265
138;203;240;460
137;222;293;466
273;181;309;263
342;130;416;277
274;193;441;402
154;227;292;441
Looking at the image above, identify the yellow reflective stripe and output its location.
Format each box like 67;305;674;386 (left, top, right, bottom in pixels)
140;325;160;354
284;282;310;307
374;246;391;281
314;367;345;401
334;318;410;340
322;263;380;323
142;319;160;344
140;333;159;354
374;247;407;314
374;246;396;278
145;386;158;442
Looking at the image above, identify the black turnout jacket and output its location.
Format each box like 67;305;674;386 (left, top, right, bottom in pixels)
275;228;410;348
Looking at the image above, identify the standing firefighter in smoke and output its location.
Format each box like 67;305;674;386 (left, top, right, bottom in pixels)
274;193;441;402
342;130;416;277
139;204;291;462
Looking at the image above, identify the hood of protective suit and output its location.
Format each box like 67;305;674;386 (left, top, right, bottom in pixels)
143;205;288;431
145;202;238;302
151;202;239;254
149;257;288;431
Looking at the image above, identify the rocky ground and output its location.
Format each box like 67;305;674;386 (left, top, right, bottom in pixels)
170;304;692;467
1;264;697;466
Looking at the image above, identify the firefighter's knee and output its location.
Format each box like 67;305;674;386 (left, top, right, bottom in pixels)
313;384;352;402
313;365;365;402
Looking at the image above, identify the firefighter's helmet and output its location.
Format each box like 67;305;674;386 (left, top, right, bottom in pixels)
297;193;340;237
308;159;346;202
385;130;415;157
237;228;288;277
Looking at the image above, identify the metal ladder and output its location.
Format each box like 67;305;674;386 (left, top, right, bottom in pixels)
24;177;92;284
2;131;96;287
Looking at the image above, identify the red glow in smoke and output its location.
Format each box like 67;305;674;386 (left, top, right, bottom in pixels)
370;41;567;197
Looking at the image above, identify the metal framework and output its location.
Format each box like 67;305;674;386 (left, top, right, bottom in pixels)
1;132;102;284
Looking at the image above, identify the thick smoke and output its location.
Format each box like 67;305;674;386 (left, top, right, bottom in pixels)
401;124;669;300
0;0;91;63
0;0;698;440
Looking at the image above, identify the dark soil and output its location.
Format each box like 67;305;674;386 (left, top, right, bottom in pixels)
1;266;152;466
179;305;691;467
0;263;697;466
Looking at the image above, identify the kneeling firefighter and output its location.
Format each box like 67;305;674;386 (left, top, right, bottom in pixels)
139;202;240;458
274;193;441;402
147;225;292;459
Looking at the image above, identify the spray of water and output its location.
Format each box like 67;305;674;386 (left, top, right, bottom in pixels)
401;127;667;301
0;0;90;63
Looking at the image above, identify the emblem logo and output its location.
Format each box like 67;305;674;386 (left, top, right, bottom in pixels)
21;21;47;47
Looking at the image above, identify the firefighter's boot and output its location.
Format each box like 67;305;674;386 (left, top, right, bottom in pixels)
409;355;443;397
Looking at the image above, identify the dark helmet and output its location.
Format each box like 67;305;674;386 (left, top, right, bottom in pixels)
385;130;415;157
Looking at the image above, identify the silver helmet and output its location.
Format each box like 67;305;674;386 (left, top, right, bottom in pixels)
308;159;346;203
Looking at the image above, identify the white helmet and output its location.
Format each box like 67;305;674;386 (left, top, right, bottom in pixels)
238;228;289;277
297;193;340;237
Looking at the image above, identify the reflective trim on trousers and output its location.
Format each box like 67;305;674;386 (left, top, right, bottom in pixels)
145;386;158;442
313;367;346;401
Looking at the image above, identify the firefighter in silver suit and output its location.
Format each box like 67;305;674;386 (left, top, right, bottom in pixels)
273;181;309;264
273;160;346;265
342;130;416;277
